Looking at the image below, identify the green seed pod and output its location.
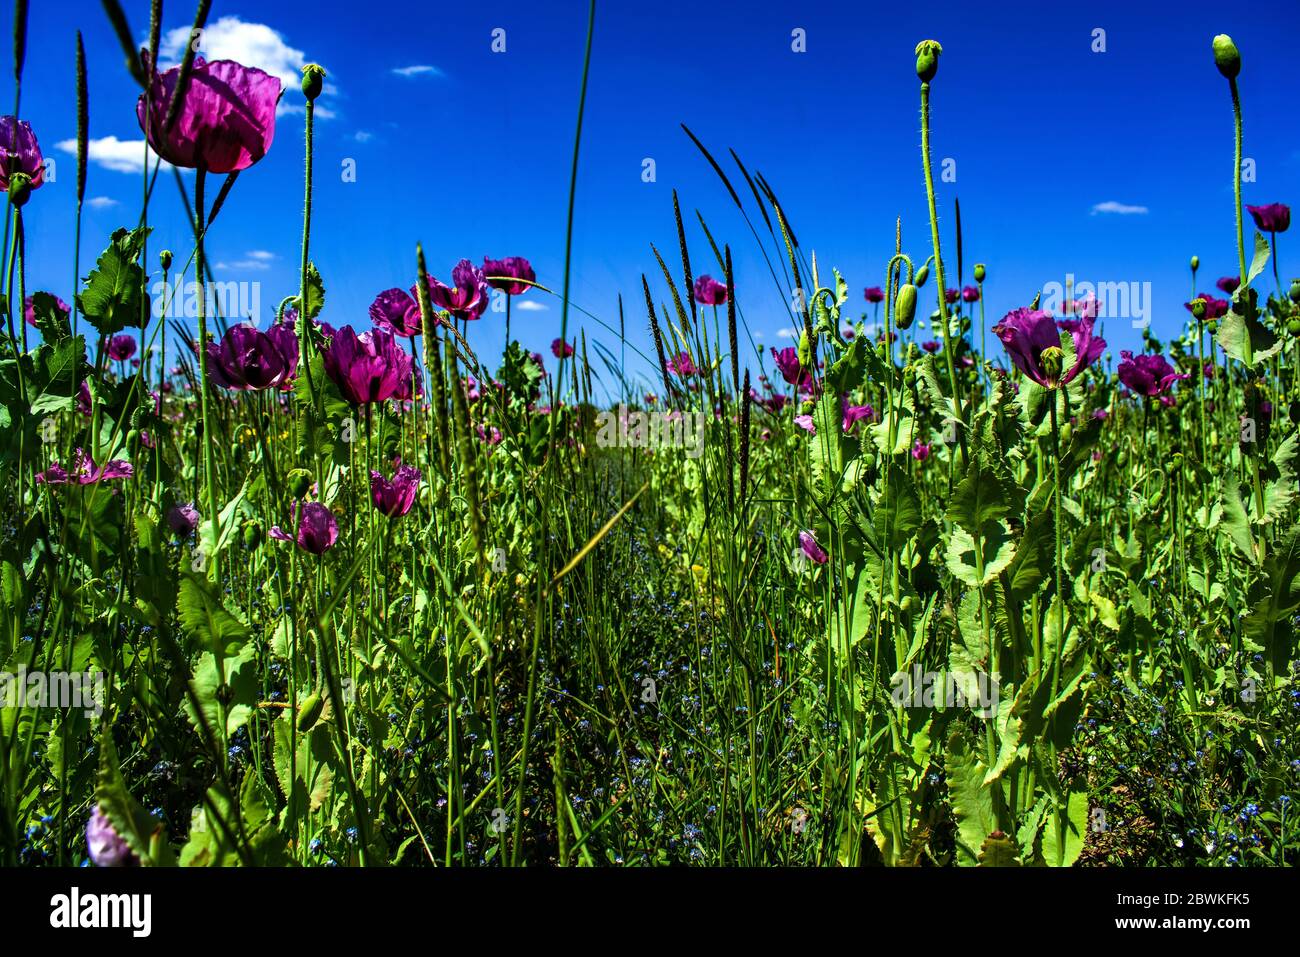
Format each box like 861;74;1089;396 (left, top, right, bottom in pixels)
1190;255;1200;272
895;283;918;330
7;171;32;208
159;249;173;271
973;263;986;283
915;40;943;82
286;468;314;499
800;398;816;416
301;63;326;102
1207;320;1218;335
296;691;324;732
1289;279;1300;303
1212;34;1241;79
1288;318;1300;337
914;264;930;287
797;328;811;369
242;520;263;549
1171;451;1184;469
1191;298;1207;320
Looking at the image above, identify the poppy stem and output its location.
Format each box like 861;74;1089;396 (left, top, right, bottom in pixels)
193;166;220;583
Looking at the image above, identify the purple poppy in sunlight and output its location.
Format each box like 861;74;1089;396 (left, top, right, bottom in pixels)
37;449;133;485
321;325;413;405
921;340;940;354
418;259;490;322
205;323;297;391
667;352;697;377
911;440;932;461
269;501;338;555
483;256;536;296
0;116;45;193
107;335;137;362
1118;351;1189;398
798;531;828;566
24;294;69;328
992;307;1105;389
86;806;134;867
794;414;816;435
136;54;282;173
77;381;92;416
693;275;729;306
863;287;885;304
961;286;980;303
1246;203;1290;233
165;503;201;537
552;337;575;359
369;288;424;337
1186;294;1229;320
371;462;421;518
1216;276;1240;294
771;347;810;388
944;288;959;304
842;401;875;434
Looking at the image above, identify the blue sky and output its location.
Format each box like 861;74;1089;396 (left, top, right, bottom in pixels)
14;0;1300;395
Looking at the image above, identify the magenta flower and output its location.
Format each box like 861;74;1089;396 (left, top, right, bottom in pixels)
992;307;1105;389
418;259;490;322
86;806;134;867
551;337;575;359
961;286;980;303
483;256;536;296
1216;276;1240;294
370;462;421;518
863;287;885;303
842;401;874;433
369;288;424;338
944;288;959;304
1246;203;1290;233
76;381;92;416
794;413;816;435
269;502;338;555
107;334;137;362
24;293;69;328
693;275;728;306
1092;407;1108;421
1118;351;1188;398
37;449;133;485
1186;294;1229;319
136;54;281;173
911;440;932;461
770;347;810;388
166;503;201;537
477;424;502;446
0;116;45;193
798;530;828;565
205;323;297;391
921;340;940;354
321;326;414;405
667;352;697;377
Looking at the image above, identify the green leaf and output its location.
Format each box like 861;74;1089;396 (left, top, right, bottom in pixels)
1216;305;1282;367
1220;472;1258;564
298;262;326;319
945;521;1015;586
76;226;151;335
1004;508;1053;602
1247;230;1270;286
182;643;258;738
95;726;175;866
978;830;1022;867
945;728;996;866
177;572;251;656
1040;788;1088;867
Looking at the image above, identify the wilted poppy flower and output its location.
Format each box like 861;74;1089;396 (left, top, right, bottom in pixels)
269;501;338;554
771;347;810;388
842;401;874;433
551;337;574;359
992;307;1105;389
668;352;697;377
921;340;940;354
24;293;69;328
1118;351;1189;398
86;806;134;867
483;256;536;296
961;286;980;302
1216;276;1240;294
205;323;297;391
1246;203;1290;233
369;288;423;337
166;503;201;536
370;462;421;518
321;326;413;405
419;259;490;322
107;334;137;362
37;449;133;485
944;288;959;304
136;54;282;173
693;275;728;305
0;116;45;192
863;287;885;303
911;440;932;461
798;530;828;565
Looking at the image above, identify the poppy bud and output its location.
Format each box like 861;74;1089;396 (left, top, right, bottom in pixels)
895;283;918;329
160;249;173;271
973;263;986;283
296;691;324;731
1212;35;1241;79
914;264;930;287
1289;279;1300;303
903;365;917;386
242;520;263;549
1171;451;1184;469
287;468;314;499
1190;255;1200;272
1288;318;1300;337
800;398;816;416
915;40;942;82
1207;320;1218;335
301;64;326;102
1191;298;1207;320
7;171;32;208
797;329;811;369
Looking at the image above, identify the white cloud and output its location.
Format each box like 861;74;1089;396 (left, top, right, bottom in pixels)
216;252;274;270
57;136;172;174
777;327;798;339
515;300;547;312
86;196;119;209
354;130;373;143
246;250;276;261
1091;200;1149;216
392;65;442;78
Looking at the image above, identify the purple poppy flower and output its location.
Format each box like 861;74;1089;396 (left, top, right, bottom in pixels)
842;401;875;433
483;256;536;296
371;462;421;518
944;288;959;304
770;347;810;388
1216;276;1240;294
668;352;697;377
320;325;413;405
1118;351;1189;398
86;806;134;867
1246;203;1290;233
794;413;816;435
1092;407;1108;421
76;381;92;416
24;293;70;328
38;449;133;485
992;307;1105;389
269;501;338;555
551;337;574;359
1186;294;1229;320
961;285;980;303
369;288;424;338
417;259;490;322
911;440;932;461
205;323;296;391
863;287;885;304
136;54;282;174
165;503;201;537
798;530;828;565
921;340;940;354
693;275;729;306
107;334;137;362
0;116;45;193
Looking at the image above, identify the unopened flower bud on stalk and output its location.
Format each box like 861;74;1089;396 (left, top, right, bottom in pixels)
1190;255;1200;272
915;40;943;82
1212;34;1241;79
301;64;326;102
287;468;314;499
242;520;263;549
914;263;930;287
895;283;918;329
1289;279;1300;303
160;249;173;271
1191;298;1207;320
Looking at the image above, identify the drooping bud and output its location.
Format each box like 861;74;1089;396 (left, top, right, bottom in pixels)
915;40;943;82
287;468;314;499
973;263;986;283
797;328;811;369
301;63;326;102
895;283;918;329
296;691;324;731
914;263;930;287
1212;35;1241;79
